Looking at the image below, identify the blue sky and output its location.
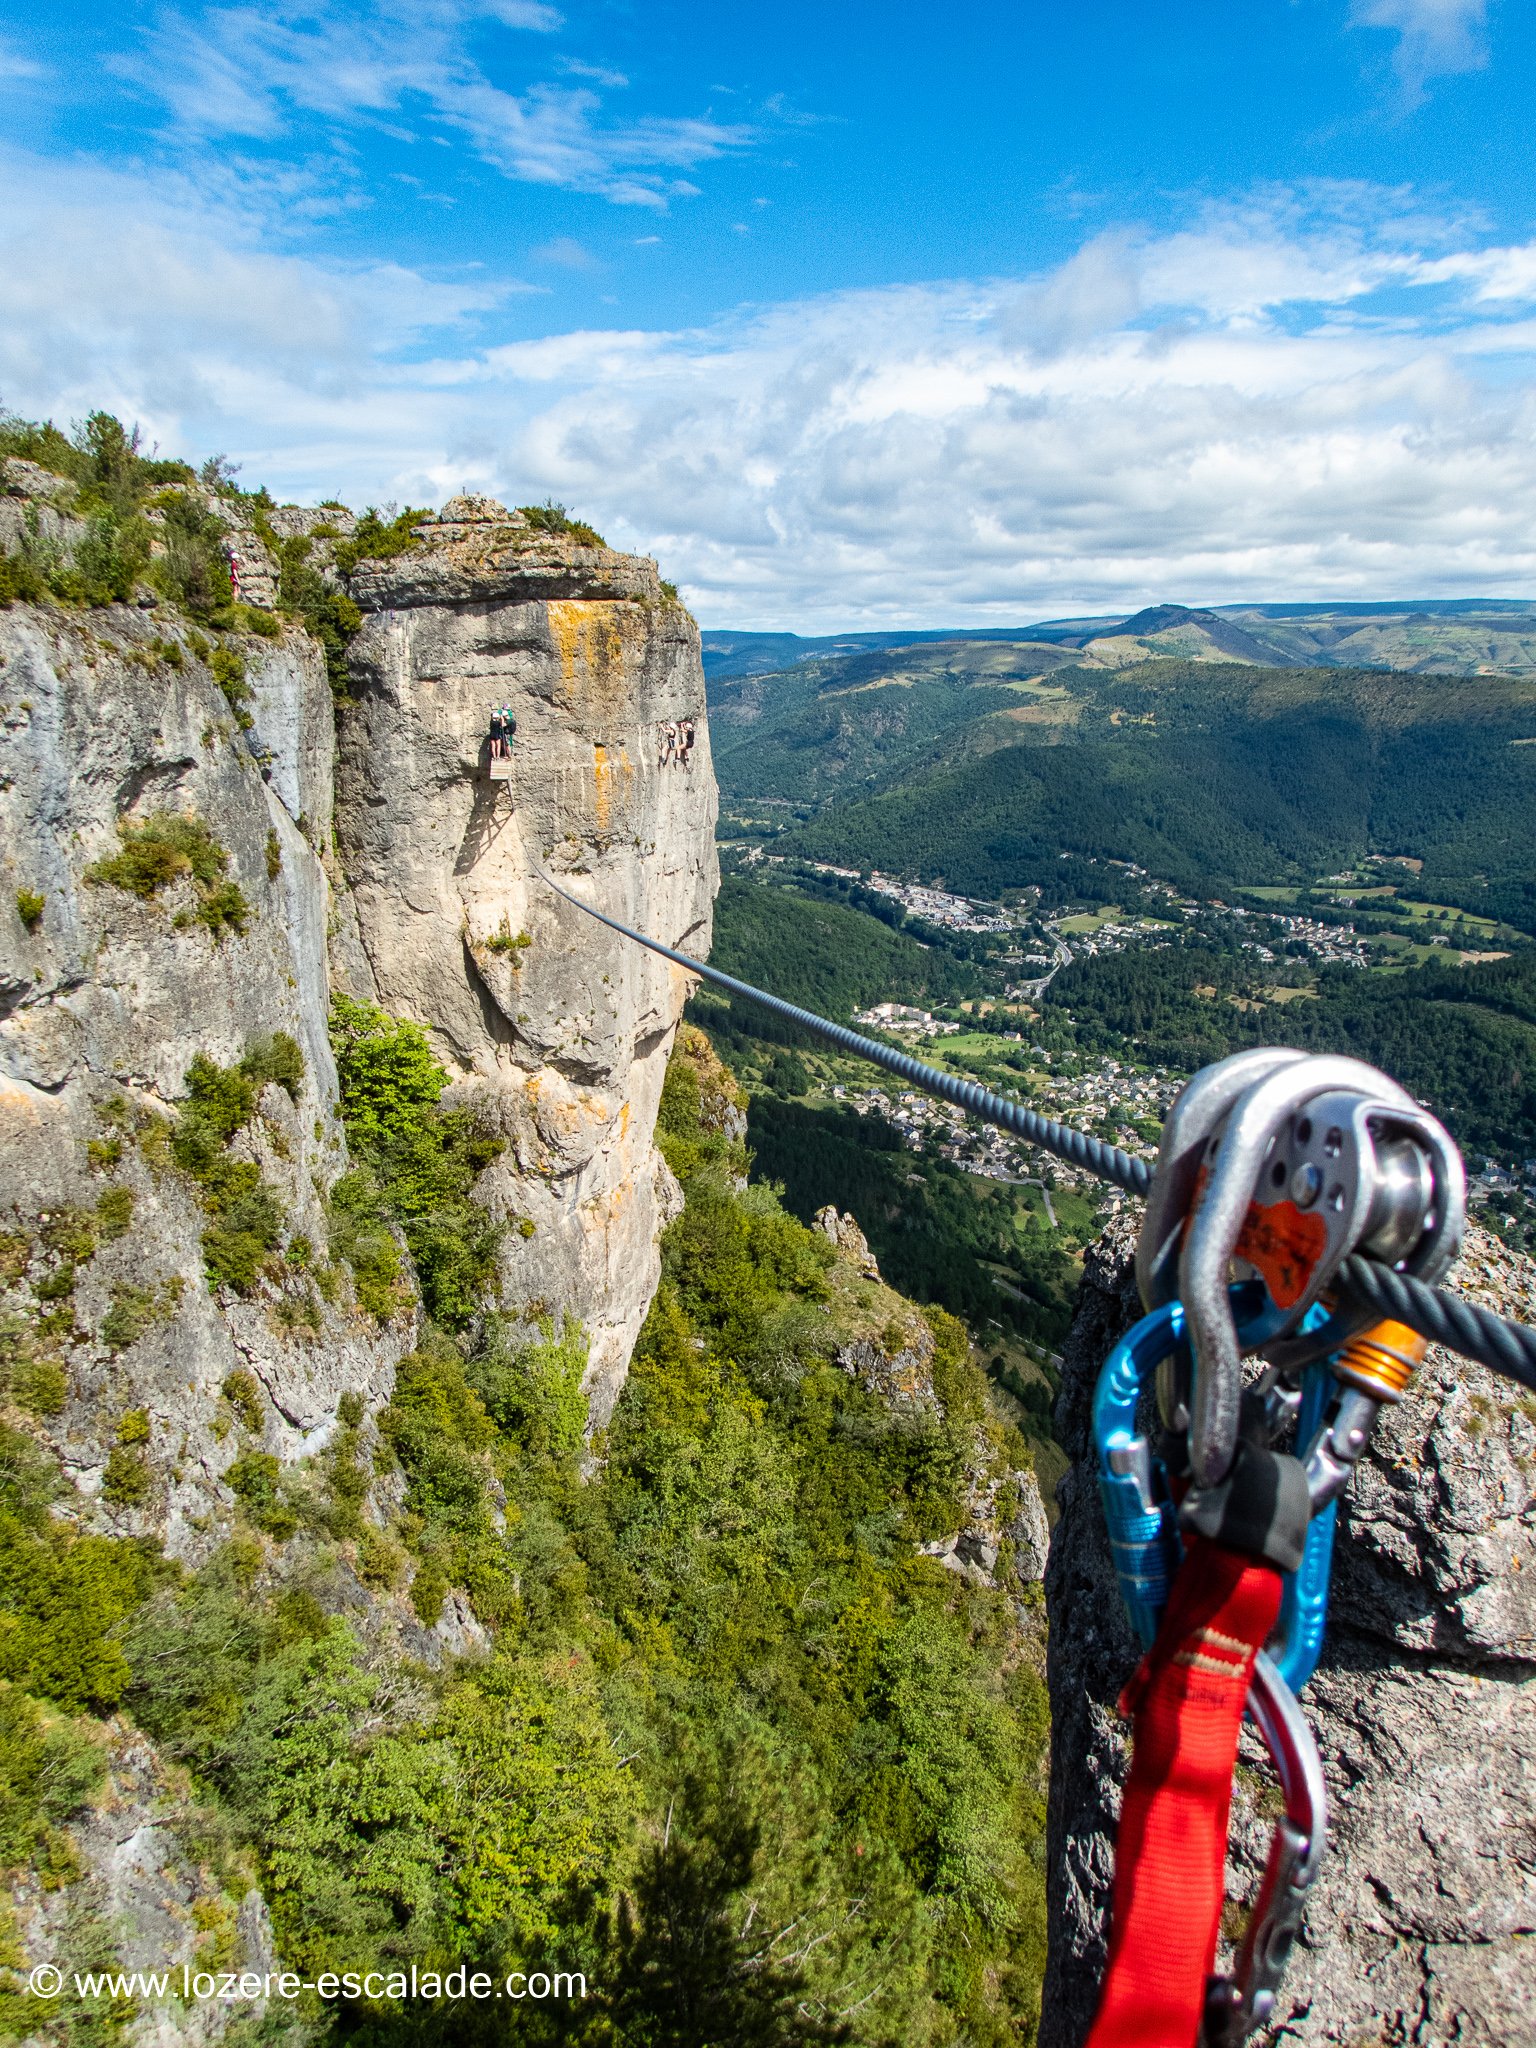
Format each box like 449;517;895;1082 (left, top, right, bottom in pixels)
3;0;1535;625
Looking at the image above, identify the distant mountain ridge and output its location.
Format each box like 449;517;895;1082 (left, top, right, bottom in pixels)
703;597;1536;680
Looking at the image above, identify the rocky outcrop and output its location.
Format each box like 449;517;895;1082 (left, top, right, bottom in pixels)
813;1204;881;1277
812;1201;1052;1596
335;495;716;1426
1041;1219;1536;2048
0;600;403;1558
0;480;715;1518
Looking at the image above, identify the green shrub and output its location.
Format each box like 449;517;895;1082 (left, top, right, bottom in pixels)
95;1186;134;1241
224;1453;297;1540
100;1283;177;1350
0;1683;106;1880
329;993;445;1146
34;1262;76;1302
209;644;252;726
275;536;362;696
470;1315;589;1465
378;1337;519;1629
202;1179;285;1293
0;545;47;606
86;808;229;898
171;1047;291;1294
326;1172;407;1321
0;1423;159;1709
265;828;282;880
16;888;44;932
152;493;235;624
240;1030;304;1099
328;994;504;1328
332;505;428;573
517;500;606;547
221;1370;265;1433
100;1286;153;1351
10;1354;67;1417
74;509;151;603
193;881;252;941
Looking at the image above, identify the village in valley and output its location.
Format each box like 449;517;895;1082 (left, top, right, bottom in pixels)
720;840;1534;1229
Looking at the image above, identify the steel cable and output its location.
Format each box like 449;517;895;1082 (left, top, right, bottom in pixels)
540;872;1536;1395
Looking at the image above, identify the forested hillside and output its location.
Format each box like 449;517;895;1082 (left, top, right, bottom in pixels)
1038;946;1536;1160
1;1013;1050;2046
707;874;985;1015
772;660;1536;933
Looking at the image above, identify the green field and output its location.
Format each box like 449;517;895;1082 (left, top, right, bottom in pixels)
1059;904;1124;934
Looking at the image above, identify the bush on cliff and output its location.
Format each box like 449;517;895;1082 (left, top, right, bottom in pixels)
86;809;254;941
518;498;606;547
328;994;505;1329
170;1038;304;1295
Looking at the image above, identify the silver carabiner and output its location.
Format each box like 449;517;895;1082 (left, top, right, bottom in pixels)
1178;1055;1429;1488
1201;1652;1328;2047
1136;1049;1307;1315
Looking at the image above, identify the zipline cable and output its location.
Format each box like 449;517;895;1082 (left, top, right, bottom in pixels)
539;871;1536;1397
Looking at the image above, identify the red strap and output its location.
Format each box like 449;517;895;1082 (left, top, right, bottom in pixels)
1085;1536;1284;2048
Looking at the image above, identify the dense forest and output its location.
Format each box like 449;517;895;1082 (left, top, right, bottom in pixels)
707;876;986;1019
1041;944;1536;1161
1;1015;1048;2046
745;1095;1085;1343
708;648;1038;805
756;661;1536;933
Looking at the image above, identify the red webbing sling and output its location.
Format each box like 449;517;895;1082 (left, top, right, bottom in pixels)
1085;1535;1284;2048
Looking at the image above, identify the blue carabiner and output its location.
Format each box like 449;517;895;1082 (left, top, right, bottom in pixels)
1093;1301;1186;1649
1271;1362;1337;1693
1094;1298;1338;1682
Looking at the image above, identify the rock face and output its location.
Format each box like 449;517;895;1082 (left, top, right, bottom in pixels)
0;601;403;1557
0;481;719;2036
1041;1219;1536;2048
0;487;715;1535
335;495;716;1425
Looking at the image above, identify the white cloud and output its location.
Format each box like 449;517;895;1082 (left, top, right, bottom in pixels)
112;2;750;207
531;235;598;269
1349;0;1488;102
5;160;1536;626
0;30;47;80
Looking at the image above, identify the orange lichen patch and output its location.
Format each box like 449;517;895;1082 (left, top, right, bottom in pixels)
591;744;636;832
548;600;643;723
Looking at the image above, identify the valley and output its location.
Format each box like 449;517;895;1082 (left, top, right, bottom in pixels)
695;622;1536;1402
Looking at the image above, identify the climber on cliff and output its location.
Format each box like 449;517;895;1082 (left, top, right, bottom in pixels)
489;705;516;761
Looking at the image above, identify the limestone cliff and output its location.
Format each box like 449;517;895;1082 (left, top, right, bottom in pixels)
0;487;714;1545
1041;1219;1536;2048
0;472;717;2027
0;601;403;1557
335;495;716;1426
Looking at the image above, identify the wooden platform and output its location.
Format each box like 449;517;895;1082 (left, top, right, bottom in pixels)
489;758;514;781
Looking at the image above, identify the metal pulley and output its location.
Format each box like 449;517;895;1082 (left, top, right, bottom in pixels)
1138;1050;1464;1490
